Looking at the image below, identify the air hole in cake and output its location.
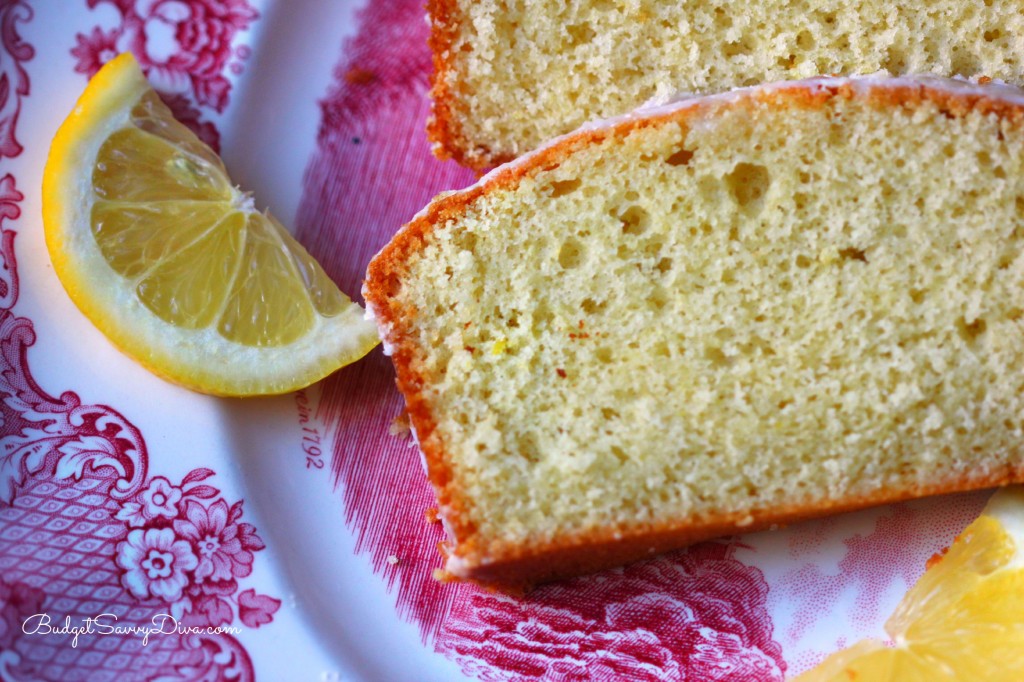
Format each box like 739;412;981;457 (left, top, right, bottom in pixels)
985;28;1002;42
726;162;771;213
566;23;596;45
618;205;650;235
713;7;732;29
647;287;668;310
839;247;868;263
777;54;797;69
610;446;628;464
642;235;664;256
548;178;582;197
532;302;553;327
454;230;478;253
796;30;816;50
958;316;988;342
581;297;605;314
723;41;750;58
656;257;673;273
995;166;1007;179
910;289;926;304
883;46;908;73
705;346;732;367
515;433;540;463
595;346;613;364
795;254;813;269
601;407;620;420
653;340;671;357
558;237;585;268
665;148;695;166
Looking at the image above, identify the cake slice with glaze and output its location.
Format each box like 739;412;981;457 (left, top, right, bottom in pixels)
366;76;1024;588
428;0;1024;169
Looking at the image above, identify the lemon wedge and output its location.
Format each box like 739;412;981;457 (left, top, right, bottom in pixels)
793;487;1024;682
43;53;378;396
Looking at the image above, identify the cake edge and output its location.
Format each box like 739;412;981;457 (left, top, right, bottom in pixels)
425;0;500;171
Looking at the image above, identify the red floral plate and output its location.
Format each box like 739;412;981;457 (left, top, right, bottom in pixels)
1;1;993;679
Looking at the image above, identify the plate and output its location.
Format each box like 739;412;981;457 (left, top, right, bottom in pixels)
0;1;993;679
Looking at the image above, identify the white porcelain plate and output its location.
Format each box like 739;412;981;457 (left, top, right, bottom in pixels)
0;1;993;680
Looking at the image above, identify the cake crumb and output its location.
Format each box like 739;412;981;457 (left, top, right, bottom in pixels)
926;546;950;570
425;507;441;524
433;568;456;582
388;410;411;438
386;554;400;566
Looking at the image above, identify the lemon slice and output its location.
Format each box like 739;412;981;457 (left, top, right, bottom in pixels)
43;53;378;396
793;487;1024;682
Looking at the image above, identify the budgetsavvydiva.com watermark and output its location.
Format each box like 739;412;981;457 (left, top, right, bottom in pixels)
22;613;242;648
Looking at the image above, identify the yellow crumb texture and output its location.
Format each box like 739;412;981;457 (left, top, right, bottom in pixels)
396;92;1024;552
439;1;1024;162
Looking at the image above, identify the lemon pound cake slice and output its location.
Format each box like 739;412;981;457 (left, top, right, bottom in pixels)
366;76;1024;588
427;0;1024;169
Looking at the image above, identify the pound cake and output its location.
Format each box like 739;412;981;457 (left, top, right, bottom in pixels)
427;0;1024;169
366;76;1024;588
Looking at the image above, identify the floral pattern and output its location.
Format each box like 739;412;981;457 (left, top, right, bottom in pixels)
119;527;199;602
0;2;272;677
175;498;260;583
114;467;278;628
0;0;33;159
71;0;259;150
437;543;785;680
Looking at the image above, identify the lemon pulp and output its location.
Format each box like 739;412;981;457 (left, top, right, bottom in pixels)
794;487;1024;682
44;54;378;395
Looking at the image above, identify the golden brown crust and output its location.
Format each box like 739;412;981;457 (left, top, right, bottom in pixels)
453;469;1024;590
425;0;507;170
364;77;1024;590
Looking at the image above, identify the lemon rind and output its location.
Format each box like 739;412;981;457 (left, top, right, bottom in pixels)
43;54;379;396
